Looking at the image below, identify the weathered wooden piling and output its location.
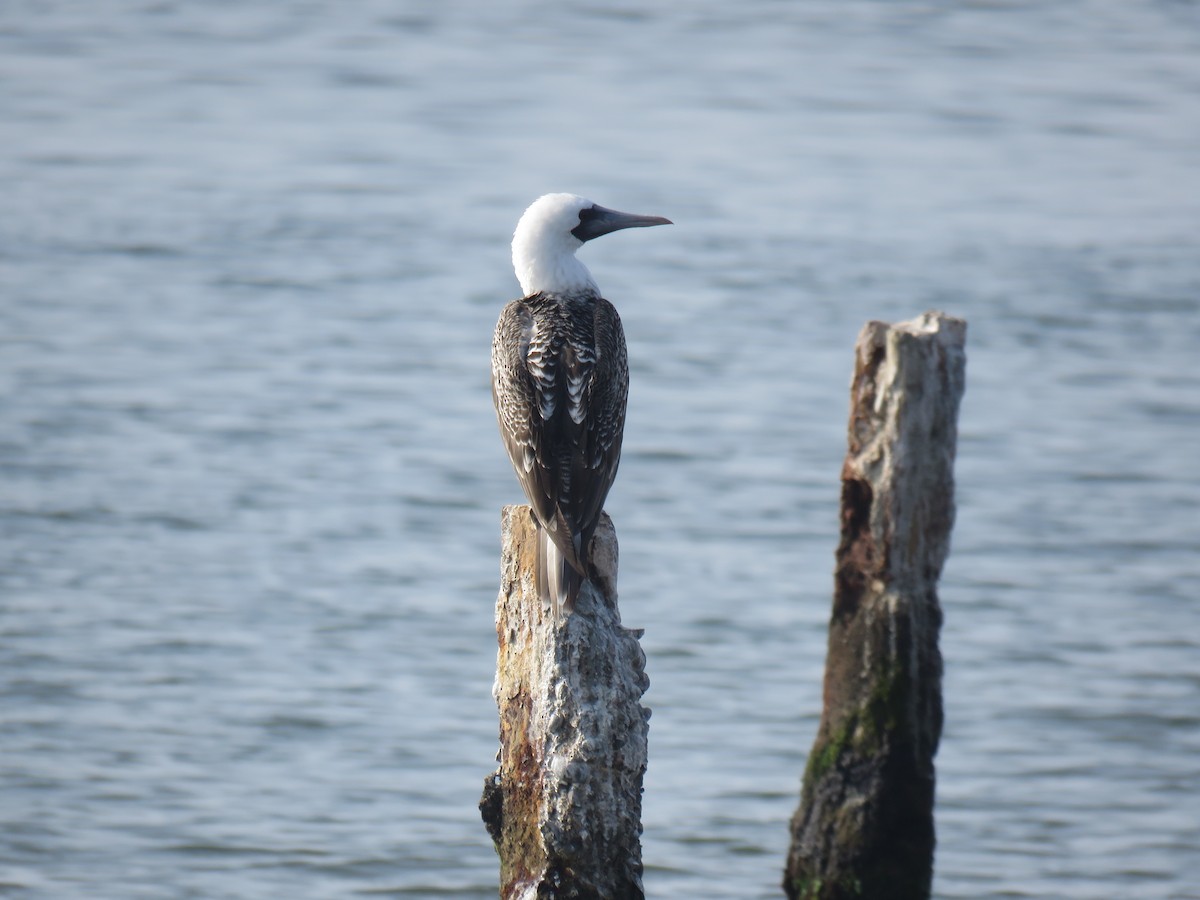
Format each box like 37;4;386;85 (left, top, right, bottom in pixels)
784;312;967;900
481;506;650;900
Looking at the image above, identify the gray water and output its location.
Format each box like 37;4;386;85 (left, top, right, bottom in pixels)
3;2;1199;898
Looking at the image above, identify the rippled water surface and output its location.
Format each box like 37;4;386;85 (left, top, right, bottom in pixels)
3;2;1200;898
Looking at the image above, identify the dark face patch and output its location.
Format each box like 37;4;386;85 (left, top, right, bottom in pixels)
570;206;604;242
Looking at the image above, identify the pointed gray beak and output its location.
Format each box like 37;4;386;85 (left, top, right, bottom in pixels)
571;204;673;243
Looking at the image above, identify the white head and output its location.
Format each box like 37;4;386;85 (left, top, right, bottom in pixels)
511;193;672;297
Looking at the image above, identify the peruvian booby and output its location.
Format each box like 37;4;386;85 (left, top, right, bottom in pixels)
491;193;671;615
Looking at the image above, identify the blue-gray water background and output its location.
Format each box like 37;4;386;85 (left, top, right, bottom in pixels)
3;2;1199;897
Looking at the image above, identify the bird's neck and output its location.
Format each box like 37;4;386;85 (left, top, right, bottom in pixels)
513;243;598;297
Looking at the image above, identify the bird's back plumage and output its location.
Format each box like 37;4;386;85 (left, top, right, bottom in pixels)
491;290;628;614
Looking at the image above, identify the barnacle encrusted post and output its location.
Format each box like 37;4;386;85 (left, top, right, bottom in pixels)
785;312;967;900
481;506;650;900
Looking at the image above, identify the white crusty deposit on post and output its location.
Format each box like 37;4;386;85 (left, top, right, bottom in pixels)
851;311;966;597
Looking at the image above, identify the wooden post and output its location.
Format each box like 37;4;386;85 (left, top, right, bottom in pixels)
784;312;967;900
480;506;650;900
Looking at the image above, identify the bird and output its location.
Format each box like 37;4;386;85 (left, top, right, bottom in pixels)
491;193;671;616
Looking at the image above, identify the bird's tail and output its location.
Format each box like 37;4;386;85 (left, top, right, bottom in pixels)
536;527;583;619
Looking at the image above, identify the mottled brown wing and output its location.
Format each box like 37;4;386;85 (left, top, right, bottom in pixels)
566;298;628;559
491;297;569;553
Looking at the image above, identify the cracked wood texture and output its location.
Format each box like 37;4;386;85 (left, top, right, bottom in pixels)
785;312;967;900
481;506;650;900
